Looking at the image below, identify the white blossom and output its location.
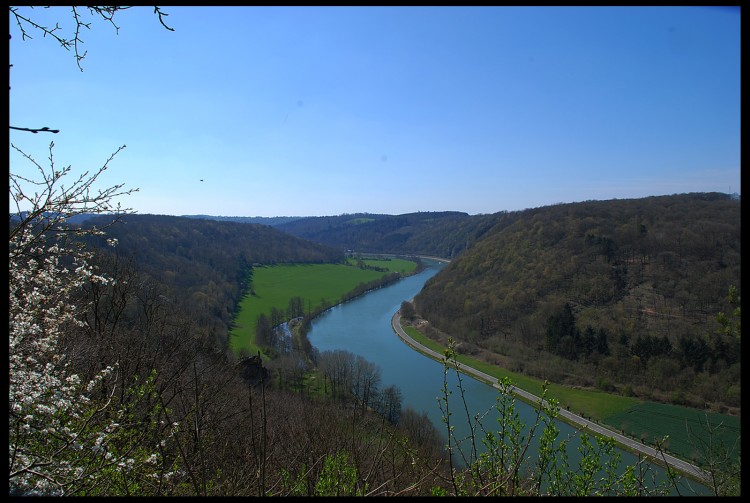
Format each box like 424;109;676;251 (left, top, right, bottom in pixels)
9;141;156;495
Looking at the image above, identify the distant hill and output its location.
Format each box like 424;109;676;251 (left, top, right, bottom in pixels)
9;211;103;226
9;212;306;227
181;214;305;226
275;211;500;258
411;192;741;413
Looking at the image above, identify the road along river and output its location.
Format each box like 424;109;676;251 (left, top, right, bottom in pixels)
307;258;711;494
391;311;711;485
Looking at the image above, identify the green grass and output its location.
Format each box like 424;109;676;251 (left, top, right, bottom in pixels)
358;257;418;274
230;260;416;356
604;402;741;464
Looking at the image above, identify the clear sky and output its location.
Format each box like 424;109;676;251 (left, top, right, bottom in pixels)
9;6;741;217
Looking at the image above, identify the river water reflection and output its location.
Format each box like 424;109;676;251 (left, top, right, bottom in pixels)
307;259;709;495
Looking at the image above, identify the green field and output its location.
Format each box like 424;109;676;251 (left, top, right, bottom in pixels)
230;259;417;356
402;325;740;468
604;402;741;463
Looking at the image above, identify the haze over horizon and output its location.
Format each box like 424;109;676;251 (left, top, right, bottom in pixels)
9;6;740;218
175;190;741;220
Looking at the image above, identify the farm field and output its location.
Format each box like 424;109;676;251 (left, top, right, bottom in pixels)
230;258;418;355
603;402;741;465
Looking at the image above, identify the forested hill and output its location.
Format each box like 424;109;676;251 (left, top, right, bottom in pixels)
79;214;344;345
181;214;303;226
82;213;343;265
413;192;741;413
275;211;500;258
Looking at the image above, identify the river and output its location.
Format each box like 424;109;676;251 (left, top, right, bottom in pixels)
306;258;711;495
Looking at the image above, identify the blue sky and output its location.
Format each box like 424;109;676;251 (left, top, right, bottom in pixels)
9;6;741;217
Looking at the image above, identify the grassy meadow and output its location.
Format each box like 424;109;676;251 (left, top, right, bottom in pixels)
230;257;418;356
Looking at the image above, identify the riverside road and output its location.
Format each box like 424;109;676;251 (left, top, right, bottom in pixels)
391;311;711;486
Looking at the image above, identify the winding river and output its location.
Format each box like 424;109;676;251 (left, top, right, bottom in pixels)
307;258;710;495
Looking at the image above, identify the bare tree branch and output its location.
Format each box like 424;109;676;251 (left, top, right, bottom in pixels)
9;6;136;71
9;141;137;254
9;6;174;134
154;6;175;32
9;126;60;134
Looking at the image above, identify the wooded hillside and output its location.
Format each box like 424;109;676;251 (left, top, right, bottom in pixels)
79;214;345;347
275;211;500;258
412;193;741;412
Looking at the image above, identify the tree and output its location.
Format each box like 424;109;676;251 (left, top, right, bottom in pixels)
400;300;416;320
716;285;741;341
377;385;403;424
9;6;175;495
580;326;596;357
287;296;304;319
255;313;272;348
545;303;578;359
318;350;355;404
352;355;382;414
596;328;610;356
7;138;180;495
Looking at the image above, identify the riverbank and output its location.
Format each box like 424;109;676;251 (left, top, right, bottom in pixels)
230;257;422;355
390;309;712;486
